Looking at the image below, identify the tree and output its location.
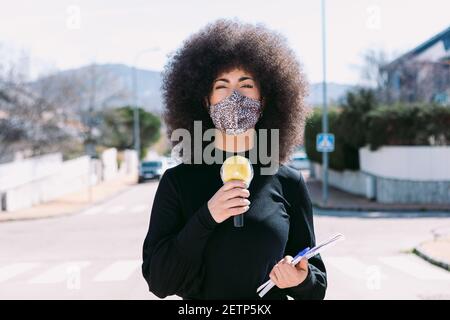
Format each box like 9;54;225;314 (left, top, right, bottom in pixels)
98;106;161;159
0;48;131;162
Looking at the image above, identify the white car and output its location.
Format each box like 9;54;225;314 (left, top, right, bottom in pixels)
138;160;164;183
288;150;310;170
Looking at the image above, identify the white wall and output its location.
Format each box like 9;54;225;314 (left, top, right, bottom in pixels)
122;149;138;175
0;153;63;192
360;146;450;181
101;148;118;181
312;162;375;199
4;155;91;212
0;148;132;212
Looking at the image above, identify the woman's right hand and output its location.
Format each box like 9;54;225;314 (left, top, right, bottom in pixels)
207;180;251;223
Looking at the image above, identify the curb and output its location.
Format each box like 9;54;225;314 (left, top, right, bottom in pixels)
311;201;450;213
413;245;450;272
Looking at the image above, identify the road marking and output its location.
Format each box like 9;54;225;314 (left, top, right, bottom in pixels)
0;263;40;283
378;255;450;280
81;206;105;216
131;204;148;213
106;205;125;215
325;256;376;280
29;261;91;284
93;260;141;282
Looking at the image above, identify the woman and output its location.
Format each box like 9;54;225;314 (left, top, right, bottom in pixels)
142;19;327;300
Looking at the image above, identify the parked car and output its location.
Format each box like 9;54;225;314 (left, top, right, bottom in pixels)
138;157;178;183
288;149;310;170
138;160;164;183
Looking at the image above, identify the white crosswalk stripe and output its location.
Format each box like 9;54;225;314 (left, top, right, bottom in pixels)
0;255;447;287
93;260;141;282
325;256;389;281
81;206;105;216
378;255;450;280
130;204;148;213
105;205;125;215
0;263;40;283
29;261;91;284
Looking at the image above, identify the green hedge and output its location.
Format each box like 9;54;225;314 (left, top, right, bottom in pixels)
304;108;360;171
304;90;450;171
366;104;450;150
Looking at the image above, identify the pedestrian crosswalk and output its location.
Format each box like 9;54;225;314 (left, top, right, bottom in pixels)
80;204;149;216
0;263;41;283
93;260;142;282
0;254;448;288
0;259;142;285
324;254;450;282
378;255;450;280
324;256;387;280
29;261;91;284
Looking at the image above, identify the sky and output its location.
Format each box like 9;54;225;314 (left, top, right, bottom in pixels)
0;0;449;84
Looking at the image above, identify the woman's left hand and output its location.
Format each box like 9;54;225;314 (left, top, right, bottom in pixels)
269;255;309;289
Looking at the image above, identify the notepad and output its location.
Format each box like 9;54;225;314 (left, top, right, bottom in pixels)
257;233;345;298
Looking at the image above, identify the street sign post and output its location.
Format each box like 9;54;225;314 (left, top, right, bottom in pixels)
321;0;330;205
316;133;335;153
316;132;335;204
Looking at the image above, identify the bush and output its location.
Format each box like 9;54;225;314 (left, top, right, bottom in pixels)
366;103;450;150
304;107;360;171
305;97;450;171
304;88;377;171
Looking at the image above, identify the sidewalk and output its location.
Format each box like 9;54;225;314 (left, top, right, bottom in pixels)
414;236;450;271
306;178;450;212
305;177;450;271
0;173;138;223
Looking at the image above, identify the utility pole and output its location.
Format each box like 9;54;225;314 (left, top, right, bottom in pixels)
132;47;159;162
321;0;329;205
87;62;97;203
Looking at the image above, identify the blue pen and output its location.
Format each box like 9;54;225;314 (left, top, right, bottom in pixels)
256;246;312;296
258;233;345;297
293;247;310;262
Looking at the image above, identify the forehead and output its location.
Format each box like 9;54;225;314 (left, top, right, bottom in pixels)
214;67;255;80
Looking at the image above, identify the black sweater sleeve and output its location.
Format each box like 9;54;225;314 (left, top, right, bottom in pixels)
141;168;218;298
283;172;327;300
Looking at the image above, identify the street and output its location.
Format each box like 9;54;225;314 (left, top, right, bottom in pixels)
0;180;449;300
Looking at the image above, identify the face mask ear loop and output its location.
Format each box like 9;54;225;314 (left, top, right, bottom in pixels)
260;97;264;118
205;96;211;114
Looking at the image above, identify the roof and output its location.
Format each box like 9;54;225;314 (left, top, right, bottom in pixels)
383;25;450;70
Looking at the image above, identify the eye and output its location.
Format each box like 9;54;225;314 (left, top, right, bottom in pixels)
215;85;227;89
241;84;254;88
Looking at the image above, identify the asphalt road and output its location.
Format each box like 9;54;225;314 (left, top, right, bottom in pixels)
0;179;449;300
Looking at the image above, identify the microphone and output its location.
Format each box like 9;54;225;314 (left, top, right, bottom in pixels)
220;155;253;227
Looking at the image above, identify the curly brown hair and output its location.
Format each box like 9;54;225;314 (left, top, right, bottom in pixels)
161;18;309;164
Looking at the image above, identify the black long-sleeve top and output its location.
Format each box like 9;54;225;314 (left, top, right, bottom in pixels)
142;146;327;300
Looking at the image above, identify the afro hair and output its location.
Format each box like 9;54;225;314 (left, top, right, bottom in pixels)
161;18;310;164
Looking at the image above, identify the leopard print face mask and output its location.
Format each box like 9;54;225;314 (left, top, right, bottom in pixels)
208;90;263;135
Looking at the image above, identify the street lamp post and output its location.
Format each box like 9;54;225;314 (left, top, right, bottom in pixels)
132;47;159;161
321;0;329;205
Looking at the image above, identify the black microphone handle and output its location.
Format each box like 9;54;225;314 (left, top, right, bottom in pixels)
234;214;244;227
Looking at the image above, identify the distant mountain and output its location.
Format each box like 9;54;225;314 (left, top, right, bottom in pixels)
32;63;163;114
32;64;353;114
98;63;163;112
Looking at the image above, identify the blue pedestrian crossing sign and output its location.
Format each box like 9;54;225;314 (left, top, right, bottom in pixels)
316;133;335;152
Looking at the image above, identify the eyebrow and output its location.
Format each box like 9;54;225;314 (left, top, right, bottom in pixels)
214;76;254;83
